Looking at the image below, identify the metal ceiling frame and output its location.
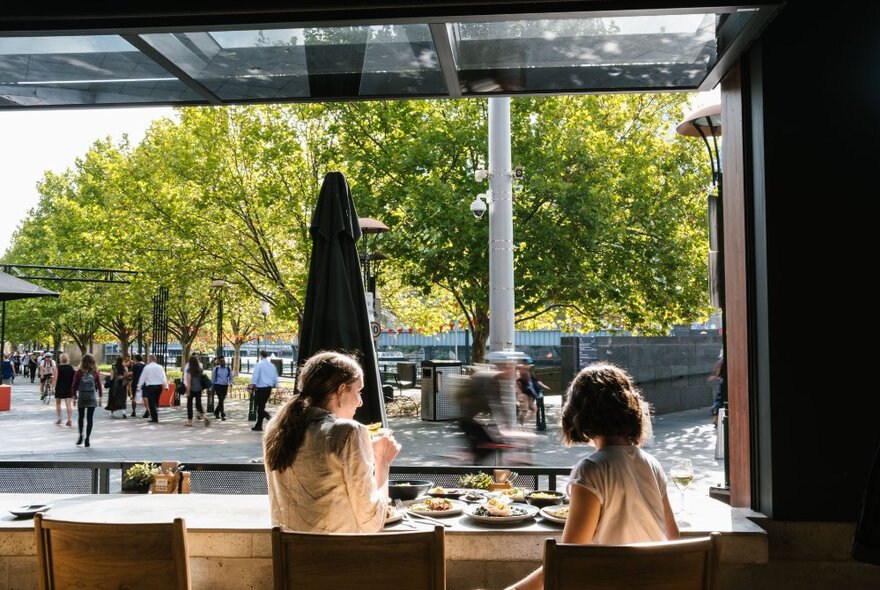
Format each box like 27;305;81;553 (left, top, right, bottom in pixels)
0;2;783;109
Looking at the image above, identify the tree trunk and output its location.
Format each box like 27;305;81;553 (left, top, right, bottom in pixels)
471;308;489;364
232;342;242;376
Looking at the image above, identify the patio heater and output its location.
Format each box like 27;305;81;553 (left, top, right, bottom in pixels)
677;103;729;492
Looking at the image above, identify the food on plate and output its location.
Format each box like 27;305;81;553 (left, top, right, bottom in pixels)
486;496;512;517
499;487;526;500
530;492;559;500
458;472;493;490
472;503;530;518
412;498;453;512
462;490;487;502
385;504;397;519
545;506;570;519
430;486;447;494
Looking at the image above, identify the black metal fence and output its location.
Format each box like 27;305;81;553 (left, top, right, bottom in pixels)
0;461;570;495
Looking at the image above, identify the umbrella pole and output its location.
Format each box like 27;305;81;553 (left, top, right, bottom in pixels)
1;300;5;356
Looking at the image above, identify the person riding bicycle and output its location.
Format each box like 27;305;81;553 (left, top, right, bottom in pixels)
39;352;56;399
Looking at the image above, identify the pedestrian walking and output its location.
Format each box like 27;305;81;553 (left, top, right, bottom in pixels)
249;350;278;432
72;354;103;448
212;357;232;421
184;355;209;427
52;353;75;427
136;354;168;423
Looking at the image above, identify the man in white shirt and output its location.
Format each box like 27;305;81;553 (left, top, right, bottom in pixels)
249;350;279;432
136;354;169;423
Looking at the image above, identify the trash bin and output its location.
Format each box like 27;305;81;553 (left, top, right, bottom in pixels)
421;360;462;421
270;358;284;377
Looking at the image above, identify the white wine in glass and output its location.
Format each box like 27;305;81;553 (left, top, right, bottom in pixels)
670;459;694;514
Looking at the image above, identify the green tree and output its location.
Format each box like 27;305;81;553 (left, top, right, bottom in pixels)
325;95;709;361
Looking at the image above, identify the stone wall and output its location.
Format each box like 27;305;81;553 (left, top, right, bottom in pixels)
559;335;722;414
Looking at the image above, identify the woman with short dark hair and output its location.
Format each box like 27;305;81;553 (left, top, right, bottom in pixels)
506;363;680;590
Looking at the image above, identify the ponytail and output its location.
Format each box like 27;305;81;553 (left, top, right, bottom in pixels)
263;351;363;471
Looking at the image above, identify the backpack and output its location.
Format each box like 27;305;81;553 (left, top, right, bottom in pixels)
78;372;97;404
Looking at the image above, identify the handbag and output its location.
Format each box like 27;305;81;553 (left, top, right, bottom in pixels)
200;374;212;391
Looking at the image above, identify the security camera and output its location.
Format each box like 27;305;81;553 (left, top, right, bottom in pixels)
514;166;524;179
474;169;489;182
470;194;487;220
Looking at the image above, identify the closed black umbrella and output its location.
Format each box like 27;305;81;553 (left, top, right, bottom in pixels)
298;172;386;425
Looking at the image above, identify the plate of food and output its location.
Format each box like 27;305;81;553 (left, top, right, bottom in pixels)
539;505;569;524
427;486;467;498
8;504;51;518
466;498;538;523
384;504;404;525
408;497;466;517
460;490;489;503
496;487;528;502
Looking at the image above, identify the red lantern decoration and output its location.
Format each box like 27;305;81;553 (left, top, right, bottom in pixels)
408;328;413;334
387;328;394;334
397;328;403;334
449;322;455;330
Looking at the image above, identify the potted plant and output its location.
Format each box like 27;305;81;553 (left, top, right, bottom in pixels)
123;461;159;493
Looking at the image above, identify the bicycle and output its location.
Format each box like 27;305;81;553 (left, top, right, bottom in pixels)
39;375;54;403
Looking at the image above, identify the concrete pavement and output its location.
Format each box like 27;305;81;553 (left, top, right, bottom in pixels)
0;380;724;498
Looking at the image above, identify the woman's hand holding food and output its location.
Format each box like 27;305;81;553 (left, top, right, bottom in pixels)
371;430;401;466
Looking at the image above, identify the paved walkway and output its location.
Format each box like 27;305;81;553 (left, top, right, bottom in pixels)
0;380;723;498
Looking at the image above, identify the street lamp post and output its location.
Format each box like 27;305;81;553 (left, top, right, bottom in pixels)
208;279;229;413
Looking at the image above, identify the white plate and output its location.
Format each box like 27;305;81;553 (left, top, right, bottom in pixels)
539;506;569;524
384;509;404;525
9;504;51;518
465;502;539;523
408;498;466;517
494;488;528;502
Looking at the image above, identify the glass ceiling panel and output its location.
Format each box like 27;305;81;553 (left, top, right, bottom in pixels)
450;14;718;94
0;35;202;107
0;6;777;109
140;23;446;101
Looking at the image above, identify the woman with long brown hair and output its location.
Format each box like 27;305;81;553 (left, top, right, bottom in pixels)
72;353;103;447
184;355;209;427
263;351;400;532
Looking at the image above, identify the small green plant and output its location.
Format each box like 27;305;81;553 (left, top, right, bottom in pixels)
458;472;493;490
124;461;159;490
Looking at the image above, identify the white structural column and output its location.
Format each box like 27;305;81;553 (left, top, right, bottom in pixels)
488;97;515;354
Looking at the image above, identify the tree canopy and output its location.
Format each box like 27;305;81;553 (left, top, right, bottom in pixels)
2;94;712;362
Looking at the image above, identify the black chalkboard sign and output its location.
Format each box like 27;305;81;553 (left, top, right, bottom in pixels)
560;336;599;397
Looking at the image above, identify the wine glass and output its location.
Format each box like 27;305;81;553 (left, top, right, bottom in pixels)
670;459;694;514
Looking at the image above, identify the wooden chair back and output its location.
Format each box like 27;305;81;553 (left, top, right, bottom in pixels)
543;532;720;590
34;513;191;590
272;525;445;590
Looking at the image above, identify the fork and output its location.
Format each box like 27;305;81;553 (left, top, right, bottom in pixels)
394;498;418;528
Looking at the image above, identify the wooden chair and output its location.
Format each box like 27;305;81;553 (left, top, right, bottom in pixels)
34;513;191;590
543;532;721;590
272;524;445;590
